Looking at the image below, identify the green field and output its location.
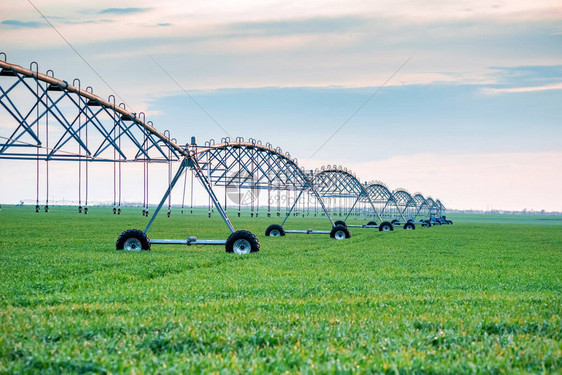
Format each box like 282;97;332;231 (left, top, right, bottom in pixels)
0;206;561;373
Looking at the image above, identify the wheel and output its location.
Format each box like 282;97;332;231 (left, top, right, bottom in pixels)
265;224;285;237
422;220;431;228
334;220;347;227
379;221;394;232
330;225;350;240
407;219;414;223
367;221;377;226
403;222;415;230
391;219;400;225
116;229;151;251
448;220;453;225
225;230;260;254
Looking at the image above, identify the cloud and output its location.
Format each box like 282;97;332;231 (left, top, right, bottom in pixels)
481;65;562;94
64;19;114;25
98;8;151;15
490;65;562;83
1;20;44;29
227;16;367;37
307;151;562;211
482;82;562;94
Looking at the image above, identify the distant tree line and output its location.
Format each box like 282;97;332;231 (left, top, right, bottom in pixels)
448;209;561;216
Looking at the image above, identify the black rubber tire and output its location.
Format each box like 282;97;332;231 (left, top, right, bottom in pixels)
367;221;377;226
379;221;394;232
403;222;415;230
334;220;347;227
407;219;414;223
422;220;431;228
448;220;453;225
330;224;351;240
265;224;285;237
116;229;151;251
225;230;260;253
391;219;400;225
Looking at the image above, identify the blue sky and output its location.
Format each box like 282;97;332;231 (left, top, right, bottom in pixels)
0;0;561;210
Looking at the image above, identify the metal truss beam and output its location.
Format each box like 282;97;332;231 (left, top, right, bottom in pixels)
0;59;184;162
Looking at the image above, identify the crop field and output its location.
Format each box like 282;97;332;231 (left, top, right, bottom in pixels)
0;206;561;373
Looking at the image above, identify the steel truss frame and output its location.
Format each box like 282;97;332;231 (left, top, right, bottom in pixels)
426;197;438;219
148;138;344;241
393;189;417;220
0;59;182;162
310;166;390;230
392;189;429;227
434;200;451;224
0;56;260;251
193;138;338;237
1;54;449;252
426;197;449;225
364;181;407;225
412;193;430;220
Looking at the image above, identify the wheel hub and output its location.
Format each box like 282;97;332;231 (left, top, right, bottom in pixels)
334;230;346;240
270;229;281;237
123;238;142;251
233;238;251;254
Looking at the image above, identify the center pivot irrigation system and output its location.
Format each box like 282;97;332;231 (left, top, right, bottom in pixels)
0;54;452;254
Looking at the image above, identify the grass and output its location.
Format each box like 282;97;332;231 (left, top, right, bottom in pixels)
0;205;561;373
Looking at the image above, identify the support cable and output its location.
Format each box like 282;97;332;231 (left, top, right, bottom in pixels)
267;182;271;217
44;80;49;213
207;152;211;218
26;0;131;108
167;134;172;218
307;53;415;161
314;192;318;217
224;184;227;213
250;157;255;218
84;102;88;215
76;79;82;213
277;186;281;217
145;161;149;217
190;169;194;214
118;126;121;215
237;149;241;218
113;120;117;214
35;66;40;213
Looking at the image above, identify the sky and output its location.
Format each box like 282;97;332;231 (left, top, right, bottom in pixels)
0;0;561;211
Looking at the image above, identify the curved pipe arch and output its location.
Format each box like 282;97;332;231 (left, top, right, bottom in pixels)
192;140;311;191
0;58;184;162
393;189;417;220
364;182;405;221
412;193;430;219
312;167;365;198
